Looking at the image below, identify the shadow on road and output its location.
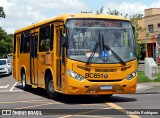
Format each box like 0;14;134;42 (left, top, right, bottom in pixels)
0;74;10;78
15;85;137;104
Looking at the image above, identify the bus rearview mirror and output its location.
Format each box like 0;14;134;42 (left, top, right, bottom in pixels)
132;26;135;34
61;34;67;47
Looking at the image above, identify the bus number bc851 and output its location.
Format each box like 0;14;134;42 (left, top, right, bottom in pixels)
85;73;107;78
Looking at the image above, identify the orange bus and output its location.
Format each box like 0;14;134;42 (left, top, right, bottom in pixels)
13;14;137;98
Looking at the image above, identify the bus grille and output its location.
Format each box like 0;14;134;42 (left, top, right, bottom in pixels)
88;79;123;82
95;68;117;72
78;65;132;72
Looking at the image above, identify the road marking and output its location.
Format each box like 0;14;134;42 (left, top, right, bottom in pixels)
80;104;106;106
0;100;48;104
0;90;23;92
59;107;112;118
15;102;61;109
59;115;73;118
10;82;17;91
0;84;9;89
73;115;112;118
107;102;140;118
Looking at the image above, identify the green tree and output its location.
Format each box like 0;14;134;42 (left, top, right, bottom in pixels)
96;6;104;15
0;7;11;58
96;7;146;61
107;8;128;18
0;27;13;58
0;6;6;18
129;14;146;61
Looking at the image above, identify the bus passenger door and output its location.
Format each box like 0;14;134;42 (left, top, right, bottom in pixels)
13;34;20;81
55;26;65;91
30;33;38;85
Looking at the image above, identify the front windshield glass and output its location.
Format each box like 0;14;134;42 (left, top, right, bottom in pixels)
0;60;6;65
66;19;136;64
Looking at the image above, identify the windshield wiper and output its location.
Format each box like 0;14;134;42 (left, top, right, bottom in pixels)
86;32;101;65
102;35;126;65
86;33;126;65
86;42;99;65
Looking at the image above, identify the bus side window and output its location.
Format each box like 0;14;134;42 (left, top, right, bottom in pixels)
13;35;16;54
20;34;23;53
50;24;54;51
20;32;30;53
39;25;51;52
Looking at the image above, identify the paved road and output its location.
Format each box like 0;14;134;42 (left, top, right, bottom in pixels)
0;75;160;118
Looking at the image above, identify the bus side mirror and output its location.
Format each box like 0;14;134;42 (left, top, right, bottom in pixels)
61;34;67;47
132;26;135;34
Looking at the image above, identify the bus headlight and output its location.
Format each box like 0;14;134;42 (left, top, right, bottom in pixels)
126;71;137;80
67;69;84;81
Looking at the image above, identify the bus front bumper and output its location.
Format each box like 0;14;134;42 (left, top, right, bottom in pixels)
64;75;137;95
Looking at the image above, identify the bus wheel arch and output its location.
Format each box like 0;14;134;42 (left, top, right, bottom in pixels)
45;69;58;99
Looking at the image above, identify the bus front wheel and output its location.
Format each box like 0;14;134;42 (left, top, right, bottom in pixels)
21;72;30;90
46;75;58;99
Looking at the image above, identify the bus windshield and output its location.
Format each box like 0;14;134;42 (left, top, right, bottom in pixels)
66;19;136;64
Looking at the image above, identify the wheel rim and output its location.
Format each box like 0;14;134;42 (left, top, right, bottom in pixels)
48;80;54;93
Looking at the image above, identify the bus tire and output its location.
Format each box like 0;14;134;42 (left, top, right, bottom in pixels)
45;74;58;99
21;72;30;91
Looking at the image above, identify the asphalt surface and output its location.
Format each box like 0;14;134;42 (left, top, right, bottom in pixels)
0;74;160;118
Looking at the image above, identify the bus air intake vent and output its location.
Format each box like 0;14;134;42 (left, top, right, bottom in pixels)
95;68;117;72
121;66;132;71
77;66;90;71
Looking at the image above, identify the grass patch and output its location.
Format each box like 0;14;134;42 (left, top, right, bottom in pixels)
137;71;160;83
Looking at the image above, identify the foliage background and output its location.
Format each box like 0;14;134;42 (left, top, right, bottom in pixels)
0;6;13;58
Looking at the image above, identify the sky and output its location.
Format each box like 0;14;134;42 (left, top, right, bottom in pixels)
1;0;160;34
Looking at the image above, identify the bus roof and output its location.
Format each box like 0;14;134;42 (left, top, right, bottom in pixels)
14;14;129;34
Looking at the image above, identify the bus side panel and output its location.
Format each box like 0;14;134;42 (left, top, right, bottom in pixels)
19;54;30;84
37;52;46;87
13;34;20;82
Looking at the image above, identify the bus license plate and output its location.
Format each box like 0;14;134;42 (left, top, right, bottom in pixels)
100;85;112;90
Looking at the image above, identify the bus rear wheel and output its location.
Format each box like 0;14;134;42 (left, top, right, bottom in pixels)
46;75;58;99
